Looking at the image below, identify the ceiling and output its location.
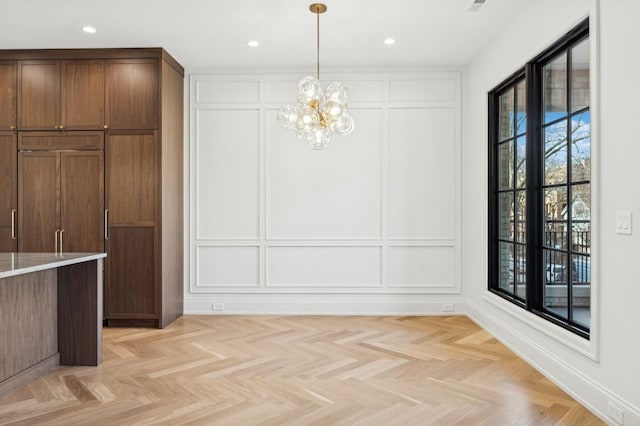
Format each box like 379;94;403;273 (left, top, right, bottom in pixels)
0;0;527;71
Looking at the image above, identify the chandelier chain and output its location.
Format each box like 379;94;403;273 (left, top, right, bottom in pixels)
316;10;320;80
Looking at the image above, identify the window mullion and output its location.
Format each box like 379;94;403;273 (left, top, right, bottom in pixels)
512;86;519;296
525;61;541;310
487;89;498;291
566;49;574;322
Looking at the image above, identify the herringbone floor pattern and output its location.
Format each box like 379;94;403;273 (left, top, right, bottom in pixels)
0;315;603;425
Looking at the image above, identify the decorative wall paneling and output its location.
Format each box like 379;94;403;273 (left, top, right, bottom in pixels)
189;72;461;313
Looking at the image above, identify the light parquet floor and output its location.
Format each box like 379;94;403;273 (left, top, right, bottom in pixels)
0;315;604;425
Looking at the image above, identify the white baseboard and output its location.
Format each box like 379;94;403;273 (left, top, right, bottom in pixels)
466;301;640;426
184;297;466;316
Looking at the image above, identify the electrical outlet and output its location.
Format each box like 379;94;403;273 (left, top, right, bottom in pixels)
212;303;225;311
608;402;624;425
442;303;454;312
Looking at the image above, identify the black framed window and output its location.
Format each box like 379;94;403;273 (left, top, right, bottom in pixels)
489;19;590;338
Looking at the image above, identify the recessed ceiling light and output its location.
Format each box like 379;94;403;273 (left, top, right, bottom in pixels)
247;40;260;47
82;26;97;34
384;38;396;45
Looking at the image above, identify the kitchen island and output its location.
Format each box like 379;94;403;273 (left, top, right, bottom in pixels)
0;252;106;398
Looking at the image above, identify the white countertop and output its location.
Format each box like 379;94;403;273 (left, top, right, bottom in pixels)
0;252;107;279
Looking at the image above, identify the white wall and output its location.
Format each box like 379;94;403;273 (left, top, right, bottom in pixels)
463;0;640;423
187;72;463;315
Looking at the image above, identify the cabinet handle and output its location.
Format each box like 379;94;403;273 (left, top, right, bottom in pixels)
9;125;15;130
11;209;16;240
104;209;109;240
54;229;60;255
103;125;108;129
54;125;59;129
59;125;65;130
59;229;64;255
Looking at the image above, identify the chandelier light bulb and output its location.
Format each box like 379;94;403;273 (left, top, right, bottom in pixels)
332;114;355;136
297;76;323;105
305;127;332;150
323;101;345;120
296;104;320;131
276;3;355;150
276;105;298;130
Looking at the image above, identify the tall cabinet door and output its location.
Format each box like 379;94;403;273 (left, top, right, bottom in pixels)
0;132;17;251
18;151;60;252
60;151;104;252
105;131;158;321
0;61;17;130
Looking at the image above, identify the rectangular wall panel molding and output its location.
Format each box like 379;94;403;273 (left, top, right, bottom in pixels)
388;246;455;288
389;78;456;103
195;245;259;289
266;108;382;240
388;107;456;240
266;246;382;288
194;109;260;240
189;71;461;301
195;79;261;104
266;80;386;104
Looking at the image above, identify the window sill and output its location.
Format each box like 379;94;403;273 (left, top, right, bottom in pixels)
482;291;599;361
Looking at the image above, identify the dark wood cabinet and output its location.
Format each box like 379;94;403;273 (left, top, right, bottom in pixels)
105;131;157;322
103;54;183;328
60;150;104;252
0;132;17;252
18;133;104;253
1;48;183;328
17;151;58;252
18;60;105;130
61;60;105;130
0;62;17;130
106;59;158;130
17;61;59;130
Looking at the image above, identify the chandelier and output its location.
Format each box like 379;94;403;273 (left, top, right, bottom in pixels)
277;3;355;150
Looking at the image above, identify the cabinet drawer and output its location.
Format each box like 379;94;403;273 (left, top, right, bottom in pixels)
18;131;104;150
